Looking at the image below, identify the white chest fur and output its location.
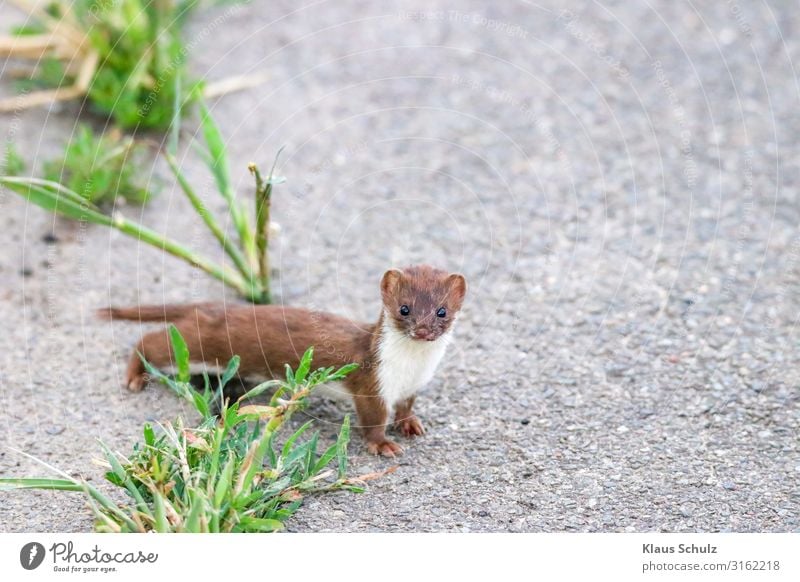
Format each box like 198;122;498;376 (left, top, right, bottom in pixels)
376;317;451;408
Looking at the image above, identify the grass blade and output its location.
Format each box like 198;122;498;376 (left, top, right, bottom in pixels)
313;443;339;475
0;176;112;225
168;325;191;383
238;379;281;402
198;100;232;203
282;421;314;458
168;69;182;156
294;347;313;385
234;517;284;532
164;152;254;280
337;415;351;479
197;100;254;265
0;478;82;491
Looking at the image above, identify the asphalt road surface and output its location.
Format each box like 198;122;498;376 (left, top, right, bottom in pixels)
0;0;798;532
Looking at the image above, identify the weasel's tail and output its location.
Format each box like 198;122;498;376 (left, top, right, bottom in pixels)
97;303;212;322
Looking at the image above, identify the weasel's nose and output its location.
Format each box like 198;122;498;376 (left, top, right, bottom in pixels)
413;327;436;341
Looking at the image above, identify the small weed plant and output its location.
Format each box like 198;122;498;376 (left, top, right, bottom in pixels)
1;103;282;303
3;0;205;128
0;327;372;532
38;124;151;206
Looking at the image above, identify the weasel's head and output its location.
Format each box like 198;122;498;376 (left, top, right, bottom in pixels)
380;265;467;342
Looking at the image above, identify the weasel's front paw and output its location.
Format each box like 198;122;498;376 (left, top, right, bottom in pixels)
366;439;404;457
395;416;425;437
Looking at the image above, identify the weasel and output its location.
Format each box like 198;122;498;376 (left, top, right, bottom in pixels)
100;265;467;457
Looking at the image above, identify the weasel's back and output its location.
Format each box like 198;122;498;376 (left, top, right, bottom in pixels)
101;302;375;372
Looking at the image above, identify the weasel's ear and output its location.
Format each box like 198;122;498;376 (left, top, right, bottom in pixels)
446;273;467;307
381;269;404;302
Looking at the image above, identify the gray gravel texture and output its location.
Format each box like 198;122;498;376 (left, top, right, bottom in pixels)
1;0;799;533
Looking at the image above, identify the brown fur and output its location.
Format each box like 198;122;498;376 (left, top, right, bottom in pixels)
101;265;466;456
381;266;467;341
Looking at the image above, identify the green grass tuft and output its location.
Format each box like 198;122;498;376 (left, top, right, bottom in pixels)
40;124;152;206
1;101;283;303
2;144;26;176
12;0;202;129
0;327;364;533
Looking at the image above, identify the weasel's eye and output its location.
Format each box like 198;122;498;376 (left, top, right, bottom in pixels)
399;305;410;316
436;307;447;318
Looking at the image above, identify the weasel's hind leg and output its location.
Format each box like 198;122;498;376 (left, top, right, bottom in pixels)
124;327;174;391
